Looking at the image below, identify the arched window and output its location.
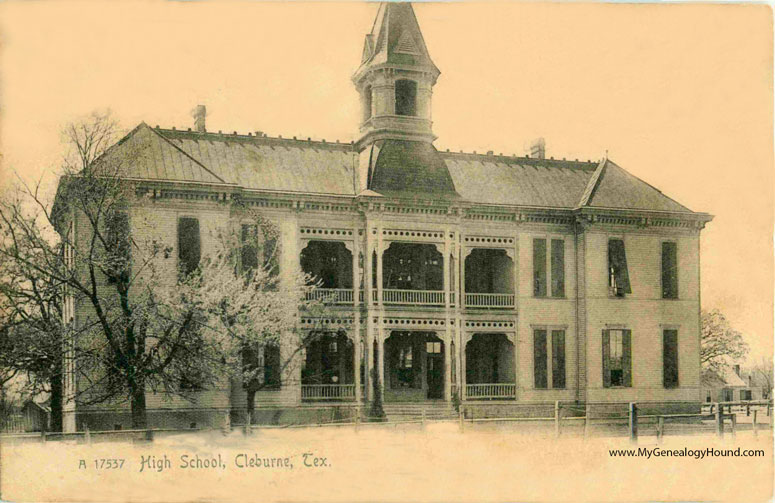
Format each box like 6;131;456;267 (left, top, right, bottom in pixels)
395;79;417;116
363;85;372;121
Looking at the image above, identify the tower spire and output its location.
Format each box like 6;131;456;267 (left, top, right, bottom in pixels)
353;2;440;151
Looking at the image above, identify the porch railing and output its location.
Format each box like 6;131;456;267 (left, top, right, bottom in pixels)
301;384;356;401
464;293;515;308
305;288;355;304
382;289;445;306
466;383;517;400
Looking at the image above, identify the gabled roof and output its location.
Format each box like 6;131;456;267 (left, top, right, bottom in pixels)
65;121;709;219
578;158;692;213
703;368;748;388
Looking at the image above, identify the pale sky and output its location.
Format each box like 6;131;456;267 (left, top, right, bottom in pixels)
0;1;772;361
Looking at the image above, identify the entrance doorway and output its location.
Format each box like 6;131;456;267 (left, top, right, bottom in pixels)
384;331;445;401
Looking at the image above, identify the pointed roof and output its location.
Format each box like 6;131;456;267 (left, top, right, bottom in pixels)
356;2;439;79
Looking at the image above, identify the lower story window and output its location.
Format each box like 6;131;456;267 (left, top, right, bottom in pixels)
533;328;566;389
603;329;632;388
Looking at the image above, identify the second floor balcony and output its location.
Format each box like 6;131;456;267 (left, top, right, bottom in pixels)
300;239;515;310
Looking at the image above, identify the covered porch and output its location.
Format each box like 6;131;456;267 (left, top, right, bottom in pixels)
463;333;517;400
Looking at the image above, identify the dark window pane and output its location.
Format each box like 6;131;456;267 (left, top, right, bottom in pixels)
662;242;678;299
263;235;278;277
533;239;547;297
533;329;547;389
105;211;131;284
622;330;632;387
264;345;281;389
551;330;566;388
551;239;565;297
178;217;201;277
395;79;417;116
241;224;258;273
608;239;631;296
663;329;679;388
602;330;611;388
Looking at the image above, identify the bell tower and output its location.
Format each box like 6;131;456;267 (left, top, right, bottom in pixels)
353;2;440;151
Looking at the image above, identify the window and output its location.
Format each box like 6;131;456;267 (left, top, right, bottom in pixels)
551;239;565;298
363;85;372;121
663;329;679;388
105;211;131;284
241;224;258;274
741;389;752;401
178;217;201;277
426;342;441;354
723;389;733;402
602;329;631;387
534;328;566;389
263;344;281;389
608;239;631;297
534;238;565;298
533;239;547;297
395;79;417;116
661;241;678;299
263;234;279;277
533;329;547;388
551;330;566;388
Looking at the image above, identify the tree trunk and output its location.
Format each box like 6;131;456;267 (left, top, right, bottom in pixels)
130;382;147;429
49;372;63;433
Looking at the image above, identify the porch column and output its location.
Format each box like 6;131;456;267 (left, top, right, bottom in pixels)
377;324;385;398
364;224;374;402
354;324;362;403
365;320;373;402
353;230;362;403
461;332;467;401
444;327;452;402
376;226;384;307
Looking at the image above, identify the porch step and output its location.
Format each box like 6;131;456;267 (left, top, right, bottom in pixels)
382;402;457;421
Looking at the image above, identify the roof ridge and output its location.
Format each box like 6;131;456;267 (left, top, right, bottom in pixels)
148;125;229;184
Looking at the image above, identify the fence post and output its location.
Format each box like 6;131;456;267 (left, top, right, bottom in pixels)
554;401;561;438
355;407;361;432
628;402;638;444
657;416;664;443
84;425;90;445
715;403;724;438
421;408;426;426
584;403;591;438
40;429;46;444
746;404;750;417
459;409;464;432
244;410;252;436
752;409;758;437
730;413;737;438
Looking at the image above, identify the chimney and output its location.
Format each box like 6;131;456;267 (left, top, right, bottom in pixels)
734;364;741;377
192;105;206;132
529;137;546;159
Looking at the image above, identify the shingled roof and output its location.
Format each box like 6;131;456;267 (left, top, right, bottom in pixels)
89;123;701;214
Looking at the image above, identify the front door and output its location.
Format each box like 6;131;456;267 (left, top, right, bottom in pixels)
427;353;443;399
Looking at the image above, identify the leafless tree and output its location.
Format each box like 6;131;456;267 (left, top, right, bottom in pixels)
701;308;750;377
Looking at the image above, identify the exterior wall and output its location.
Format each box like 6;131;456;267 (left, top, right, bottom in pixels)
584;230;701;403
516;229;578;403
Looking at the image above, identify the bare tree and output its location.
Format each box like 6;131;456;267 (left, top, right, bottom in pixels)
750;357;773;399
0;111;330;429
701;308;749;376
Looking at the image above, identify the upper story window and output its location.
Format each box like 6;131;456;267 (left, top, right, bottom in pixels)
178;217;201;278
661;241;678;299
363;85;373;122
105;211;131;284
607;239;631;297
533;238;565;298
395;79;417;116
241;224;259;274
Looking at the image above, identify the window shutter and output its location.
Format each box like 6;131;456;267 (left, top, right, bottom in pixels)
608;239;632;294
661;242;678;299
551;330;566;389
551;239;565;297
622;329;632;387
533;239;547;297
178;217;201;277
602;330;611;388
663;329;679;388
533;329;547;389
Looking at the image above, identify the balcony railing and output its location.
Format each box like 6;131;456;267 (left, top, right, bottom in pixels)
305;288;355;304
301;384;356;401
464;293;515;308
382;289;445;306
466;383;517;400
